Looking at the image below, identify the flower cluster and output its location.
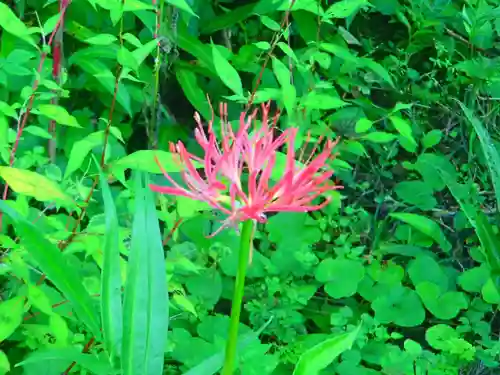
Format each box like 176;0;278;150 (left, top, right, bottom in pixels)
150;102;342;235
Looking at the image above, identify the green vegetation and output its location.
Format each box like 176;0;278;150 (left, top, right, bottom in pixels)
0;0;500;374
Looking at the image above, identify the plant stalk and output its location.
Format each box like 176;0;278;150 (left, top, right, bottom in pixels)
221;220;254;375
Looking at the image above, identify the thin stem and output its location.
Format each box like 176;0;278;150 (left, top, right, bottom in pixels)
221;220;254;375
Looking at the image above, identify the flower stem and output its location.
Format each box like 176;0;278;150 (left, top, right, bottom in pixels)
222;220;255;375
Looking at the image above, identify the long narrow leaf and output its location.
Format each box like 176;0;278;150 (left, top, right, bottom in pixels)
122;173;168;375
0;201;101;338
432;166;500;285
144;173;169;375
293;324;361;375
458;101;500;210
16;348;117;375
100;171;123;364
476;213;500;279
122;174;149;375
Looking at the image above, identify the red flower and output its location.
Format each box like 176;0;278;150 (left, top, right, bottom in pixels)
150;102;342;235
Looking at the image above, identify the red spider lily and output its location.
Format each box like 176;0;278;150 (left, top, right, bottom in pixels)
150;102;342;235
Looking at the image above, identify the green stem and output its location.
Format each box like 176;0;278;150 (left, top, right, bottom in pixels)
221;220;255;375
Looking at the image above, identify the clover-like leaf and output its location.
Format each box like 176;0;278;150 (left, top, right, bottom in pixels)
315;258;365;298
371;286;425;327
416;281;468;320
408;255;449;293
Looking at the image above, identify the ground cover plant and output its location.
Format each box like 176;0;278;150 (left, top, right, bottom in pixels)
0;0;500;374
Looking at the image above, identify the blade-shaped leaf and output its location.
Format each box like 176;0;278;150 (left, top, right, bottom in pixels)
390;212;451;252
144;173;169;374
458;101;500;211
293;324;361;375
16;348;117;375
122;173;168;375
100;171;123;364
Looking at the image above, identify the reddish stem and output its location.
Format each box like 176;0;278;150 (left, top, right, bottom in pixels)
0;4;69;230
246;0;296;110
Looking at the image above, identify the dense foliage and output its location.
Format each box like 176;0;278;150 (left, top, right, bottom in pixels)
1;0;500;374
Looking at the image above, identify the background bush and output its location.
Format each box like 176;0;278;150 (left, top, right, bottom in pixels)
0;0;500;374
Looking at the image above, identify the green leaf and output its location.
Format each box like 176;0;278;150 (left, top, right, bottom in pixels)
293;324;361;375
100;169;123;364
0;2;35;47
173;24;215;74
211;43;243;97
172;294;197;318
408;255;448;292
111;150;183;176
183;318;273;375
476;213;500;279
354;118;372;133
482;278;500;304
260;15;281;31
0;101;17;118
277;42;299;63
302;92;348;110
458;101;500;212
389;116;417;148
16;348;116;375
319;43;359;63
394;181;436;210
0;167;74;207
432;163;500;279
131;39;158;67
422;129;442;149
325;0;369;18
315;258;365;298
0;350;9;375
253;41;271;50
372;286;425;327
361;58;395;87
0;202;101;338
458;265;489;293
118;46;139;71
35;104;81;128
122;0;154;12
425;324;475;360
70;57;132;116
27;285;53;315
64;131;105;180
272;57;291;88
85;34;118;45
166;0;198;18
271;57;297;114
362;132;397;143
390;212;451;252
122;173;169;375
0;296;24;342
200;3;255;34
415;281;468;319
175;67;212;121
24;126;52;139
426;324;457;350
